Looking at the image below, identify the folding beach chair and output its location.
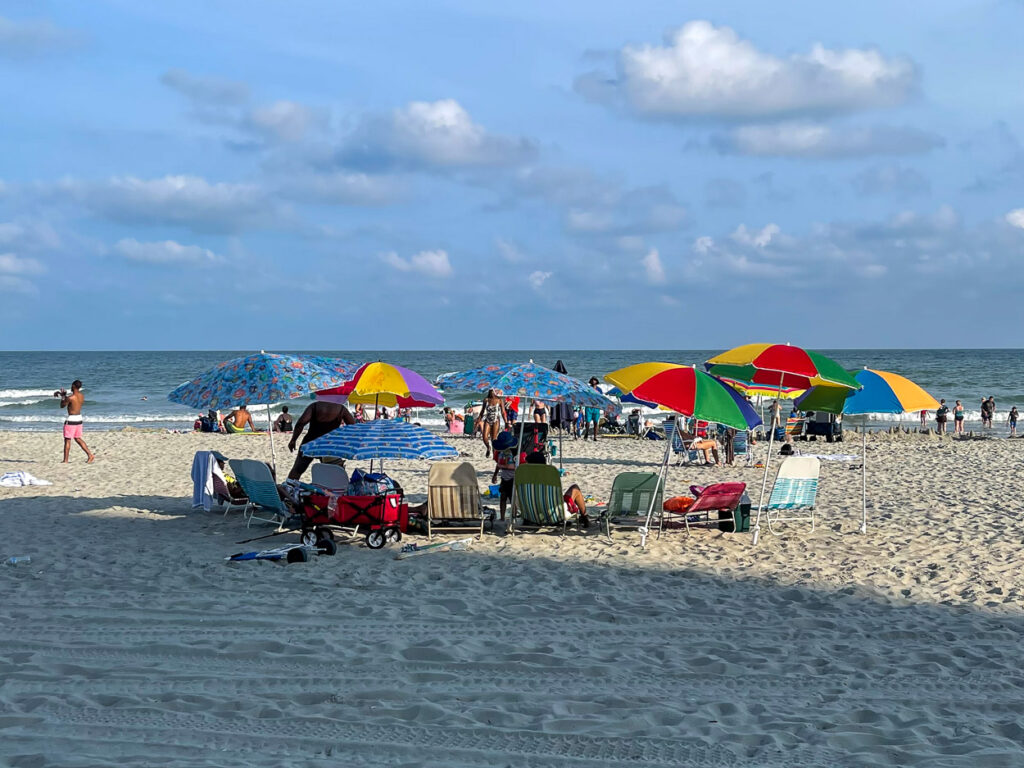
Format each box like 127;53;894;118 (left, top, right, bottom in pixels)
660;482;746;537
732;430;754;467
311;463;349;492
667;419;703;465
758;456;819;535
785;416;805;441
426;461;486;538
602;471;663;537
511;463;577;536
229;459;289;528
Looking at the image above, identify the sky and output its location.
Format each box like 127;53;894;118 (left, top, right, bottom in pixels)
1;0;1023;350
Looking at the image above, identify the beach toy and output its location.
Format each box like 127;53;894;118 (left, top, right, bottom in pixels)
489;483;501;496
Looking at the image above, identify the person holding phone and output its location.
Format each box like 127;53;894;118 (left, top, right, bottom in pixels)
55;379;94;463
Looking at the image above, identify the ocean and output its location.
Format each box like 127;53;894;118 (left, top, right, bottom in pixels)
1;349;1021;433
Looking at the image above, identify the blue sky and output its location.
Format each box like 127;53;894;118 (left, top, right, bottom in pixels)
1;0;1023;350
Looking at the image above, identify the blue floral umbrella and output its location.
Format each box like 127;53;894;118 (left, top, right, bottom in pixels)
301;420;457;473
169;352;359;473
437;362;616;410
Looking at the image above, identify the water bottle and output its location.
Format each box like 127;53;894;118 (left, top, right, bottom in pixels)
5;556;31;566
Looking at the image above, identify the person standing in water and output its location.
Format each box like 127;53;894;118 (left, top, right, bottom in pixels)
953;400;965;436
1008;406;1018;437
56;379;94;463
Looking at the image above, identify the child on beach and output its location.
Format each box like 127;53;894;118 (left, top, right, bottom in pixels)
489;431;518;521
1008;406;1018;437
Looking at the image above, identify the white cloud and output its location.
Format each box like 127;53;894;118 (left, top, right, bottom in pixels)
245;100;315;142
114;238;220;265
0;252;45;295
528;270;552;290
852;165;930;197
0;15;78;57
715;122;942;157
339;99;536;170
277;172;399;206
0;220;61;251
380;249;453;277
731;223;781;248
577;21;916;120
1006;209;1024;229
496;238;526;263
0;252;45;276
641;248;666;284
693;236;714;255
50;175;271;233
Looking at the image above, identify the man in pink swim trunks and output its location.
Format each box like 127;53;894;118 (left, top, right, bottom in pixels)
56;379;94;463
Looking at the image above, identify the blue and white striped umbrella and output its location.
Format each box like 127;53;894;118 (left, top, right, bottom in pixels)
301;420;458;461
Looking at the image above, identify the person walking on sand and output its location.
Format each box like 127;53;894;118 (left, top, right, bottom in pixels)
919;409;927;428
584;377;603;441
1008;406;1018;437
479;389;507;455
935;399;949;435
953;400;965;436
56;379;94;463
287;400;356;480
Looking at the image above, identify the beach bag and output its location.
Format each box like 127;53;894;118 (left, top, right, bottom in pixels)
348;469;395;496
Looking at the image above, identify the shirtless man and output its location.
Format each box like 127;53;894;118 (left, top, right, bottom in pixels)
286;400;356;480
56;379;94;463
223;404;258;433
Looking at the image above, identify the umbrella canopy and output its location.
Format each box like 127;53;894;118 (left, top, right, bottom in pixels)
706;344;860;390
437;362;616;411
796;368;939;415
168;352;359;409
316;361;443;408
706;364;806;400
604;363;762;430
301;420;458;461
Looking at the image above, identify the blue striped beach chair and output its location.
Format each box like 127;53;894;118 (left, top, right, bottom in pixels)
760;456;820;534
230;459;289;529
667;419;703;465
511;463;576;536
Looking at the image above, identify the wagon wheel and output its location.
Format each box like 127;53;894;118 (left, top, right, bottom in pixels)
286;547;309;564
384;527;402;544
365;530;386;549
300;530;318;547
317;538;338;556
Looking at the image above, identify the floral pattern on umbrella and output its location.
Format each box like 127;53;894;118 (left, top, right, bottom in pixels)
436;362;618;412
168;353;359;409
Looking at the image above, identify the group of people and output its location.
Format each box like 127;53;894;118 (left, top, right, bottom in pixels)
352;403;412;422
928;396;1018;436
192;405;294;434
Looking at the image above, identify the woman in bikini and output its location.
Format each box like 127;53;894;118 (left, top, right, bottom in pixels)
480;389;507;455
533;400;548;423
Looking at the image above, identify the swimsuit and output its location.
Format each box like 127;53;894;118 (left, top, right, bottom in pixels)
484;403;501;424
63;414;83;439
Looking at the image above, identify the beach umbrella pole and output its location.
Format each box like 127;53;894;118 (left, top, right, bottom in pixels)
509;396;531;537
266;404;278;477
751;374;784;546
860;424;868;534
640;414;674;549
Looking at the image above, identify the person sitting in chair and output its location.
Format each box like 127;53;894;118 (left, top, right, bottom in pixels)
678;428;721;466
523;450;590;528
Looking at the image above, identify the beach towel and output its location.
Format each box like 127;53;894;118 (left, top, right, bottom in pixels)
0;471;52;487
797;454;859;462
191;451;226;512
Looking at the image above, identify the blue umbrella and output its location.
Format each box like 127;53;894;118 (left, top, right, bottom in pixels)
436;362;617;411
168;352;359;473
302;420;458;462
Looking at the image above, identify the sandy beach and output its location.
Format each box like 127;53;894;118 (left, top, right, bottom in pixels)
1;428;1023;766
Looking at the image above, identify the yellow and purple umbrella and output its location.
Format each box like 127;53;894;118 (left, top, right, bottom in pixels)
316;361;443;410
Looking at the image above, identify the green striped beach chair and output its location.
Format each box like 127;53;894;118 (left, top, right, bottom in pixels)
229;459;289;529
511;463;576;536
602;472;663;538
761;456;820;535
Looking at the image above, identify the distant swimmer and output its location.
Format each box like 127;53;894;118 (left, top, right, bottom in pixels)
55;379;94;463
140;396;148;401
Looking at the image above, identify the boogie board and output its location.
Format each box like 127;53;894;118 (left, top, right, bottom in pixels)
394;537;473;560
226;544;309;562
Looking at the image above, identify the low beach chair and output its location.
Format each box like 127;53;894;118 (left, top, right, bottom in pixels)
667;420;703;465
311;462;349;492
603;471;663;536
511;463;576;536
229;459;289;528
426;461;486;538
660;482;746;537
759;456;820;534
732;430;754;467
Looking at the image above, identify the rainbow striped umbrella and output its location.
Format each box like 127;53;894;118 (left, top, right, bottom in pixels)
705;343;859;545
605;363;761;430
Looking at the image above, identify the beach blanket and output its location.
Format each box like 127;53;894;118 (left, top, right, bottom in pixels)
0;471;52;487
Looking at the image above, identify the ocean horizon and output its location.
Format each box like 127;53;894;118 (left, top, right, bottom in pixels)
2;348;1021;432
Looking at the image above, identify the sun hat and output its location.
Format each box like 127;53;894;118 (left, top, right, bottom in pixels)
492;431;517;451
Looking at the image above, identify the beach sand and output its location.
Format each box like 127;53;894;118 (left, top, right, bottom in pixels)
1;428;1022;766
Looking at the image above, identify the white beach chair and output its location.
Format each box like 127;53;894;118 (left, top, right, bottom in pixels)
311;462;349;492
759;456;820;534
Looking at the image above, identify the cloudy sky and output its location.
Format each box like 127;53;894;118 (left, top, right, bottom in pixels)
2;1;1023;350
